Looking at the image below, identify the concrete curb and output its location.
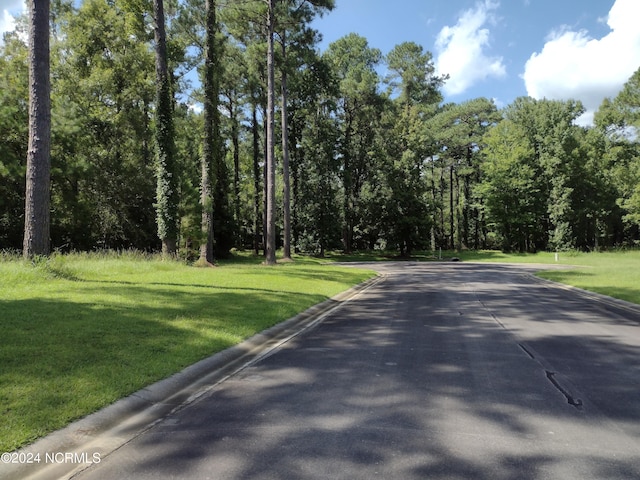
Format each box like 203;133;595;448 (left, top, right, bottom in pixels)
1;274;384;480
462;260;640;317
526;272;640;318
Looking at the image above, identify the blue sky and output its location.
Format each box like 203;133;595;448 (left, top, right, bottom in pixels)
312;0;640;124
2;0;639;124
0;0;22;36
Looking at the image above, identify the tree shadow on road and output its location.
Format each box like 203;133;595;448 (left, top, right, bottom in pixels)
87;263;640;480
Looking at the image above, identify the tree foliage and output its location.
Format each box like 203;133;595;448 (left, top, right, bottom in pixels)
1;2;639;257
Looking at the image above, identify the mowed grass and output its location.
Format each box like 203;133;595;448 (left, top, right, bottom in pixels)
531;250;640;305
0;252;375;452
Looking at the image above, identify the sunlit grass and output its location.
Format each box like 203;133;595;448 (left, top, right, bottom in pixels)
0;252;374;452
3;248;637;452
531;250;640;305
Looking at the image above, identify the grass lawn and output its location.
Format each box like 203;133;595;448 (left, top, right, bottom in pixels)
0;252;375;452
530;250;640;305
2;248;638;453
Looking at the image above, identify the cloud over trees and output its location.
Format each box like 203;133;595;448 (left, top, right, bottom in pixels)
435;0;506;96
523;0;640;124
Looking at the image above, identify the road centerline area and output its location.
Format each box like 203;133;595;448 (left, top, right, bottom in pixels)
71;262;640;480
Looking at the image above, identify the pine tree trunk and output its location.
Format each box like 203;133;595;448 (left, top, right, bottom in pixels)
291;133;300;254
449;162;455;251
341;110;353;253
264;0;277;265
252;103;262;256
439;164;445;247
153;0;178;258
231;99;240;241
23;0;51;258
200;158;214;264
199;0;218;265
281;35;292;261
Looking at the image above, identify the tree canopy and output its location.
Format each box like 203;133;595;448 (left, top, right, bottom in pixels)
1;1;639;257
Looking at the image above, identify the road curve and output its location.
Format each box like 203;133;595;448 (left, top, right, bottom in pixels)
71;262;640;480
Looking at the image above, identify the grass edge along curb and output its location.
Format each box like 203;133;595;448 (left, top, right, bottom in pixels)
527;272;640;316
1;273;384;480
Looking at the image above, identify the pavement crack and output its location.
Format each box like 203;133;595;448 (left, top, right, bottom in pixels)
546;371;583;409
518;343;535;360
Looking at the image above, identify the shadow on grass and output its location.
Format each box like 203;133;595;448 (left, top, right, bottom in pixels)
90;262;640;480
266;266;376;285
80;278;296;295
0;282;329;452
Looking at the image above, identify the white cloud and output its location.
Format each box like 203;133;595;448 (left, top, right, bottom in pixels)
0;0;25;45
435;0;506;96
0;9;16;40
523;0;640;125
492;97;505;109
187;102;203;115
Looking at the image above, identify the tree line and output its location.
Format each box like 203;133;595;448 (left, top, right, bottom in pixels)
1;0;639;260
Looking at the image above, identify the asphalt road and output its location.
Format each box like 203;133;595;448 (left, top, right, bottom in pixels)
72;262;640;480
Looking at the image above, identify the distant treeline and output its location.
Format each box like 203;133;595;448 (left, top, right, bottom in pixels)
1;0;639;257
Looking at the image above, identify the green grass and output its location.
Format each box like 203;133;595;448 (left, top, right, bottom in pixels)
0;251;375;452
531;250;640;305
3;248;638;452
